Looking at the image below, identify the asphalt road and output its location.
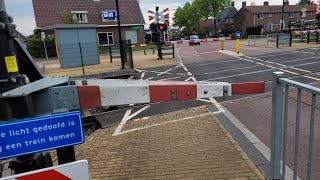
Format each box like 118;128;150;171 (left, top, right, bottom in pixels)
98;41;320;179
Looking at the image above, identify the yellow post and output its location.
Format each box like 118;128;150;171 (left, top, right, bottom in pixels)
236;39;240;54
221;41;224;50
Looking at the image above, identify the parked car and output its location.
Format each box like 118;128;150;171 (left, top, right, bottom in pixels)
189;35;200;46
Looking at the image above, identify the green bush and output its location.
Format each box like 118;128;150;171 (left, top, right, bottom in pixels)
26;38;57;59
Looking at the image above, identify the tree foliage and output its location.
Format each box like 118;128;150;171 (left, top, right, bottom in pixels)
173;0;231;37
298;0;314;4
61;13;79;24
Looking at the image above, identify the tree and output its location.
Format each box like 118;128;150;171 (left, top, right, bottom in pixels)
173;2;195;36
61;13;79;24
298;0;314;5
198;0;231;37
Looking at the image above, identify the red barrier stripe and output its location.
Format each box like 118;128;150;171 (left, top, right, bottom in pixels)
149;85;197;103
225;37;232;40
77;86;102;108
17;170;71;180
232;82;265;95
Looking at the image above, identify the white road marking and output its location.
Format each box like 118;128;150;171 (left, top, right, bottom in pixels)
159;76;181;81
187;72;192;75
220;51;320;82
128;76;135;80
205;69;274;81
113;105;151;136
184;77;192;82
115;112;212;136
203;65;263;75
140;72;145;80
157;68;174;76
183;66;188;72
191;46;198;54
147;77;154;80
209;98;225;113
255;51;298;58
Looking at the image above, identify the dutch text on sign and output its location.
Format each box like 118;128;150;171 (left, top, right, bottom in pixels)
0;112;84;160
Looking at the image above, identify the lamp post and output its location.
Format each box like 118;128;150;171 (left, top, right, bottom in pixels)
116;0;125;69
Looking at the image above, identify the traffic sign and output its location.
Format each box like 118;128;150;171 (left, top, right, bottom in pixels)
132;26;142;30
102;10;117;21
1;160;89;180
235;31;242;39
301;7;307;13
0;112;84;160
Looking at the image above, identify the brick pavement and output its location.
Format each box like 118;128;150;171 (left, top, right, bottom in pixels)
73;106;265;180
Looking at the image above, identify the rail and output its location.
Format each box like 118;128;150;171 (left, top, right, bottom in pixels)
271;72;320;180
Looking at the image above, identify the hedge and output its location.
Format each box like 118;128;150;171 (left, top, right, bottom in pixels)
26;38;57;59
246;26;262;36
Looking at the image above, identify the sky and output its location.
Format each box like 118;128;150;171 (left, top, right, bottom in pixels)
4;0;300;36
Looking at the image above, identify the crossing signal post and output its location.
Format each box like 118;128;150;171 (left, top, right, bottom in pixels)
148;7;169;60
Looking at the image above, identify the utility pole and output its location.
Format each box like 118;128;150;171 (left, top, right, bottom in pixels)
155;7;163;59
116;0;125;68
281;0;285;33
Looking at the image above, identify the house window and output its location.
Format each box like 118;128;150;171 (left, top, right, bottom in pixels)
269;14;272;18
267;22;273;32
258;14;264;19
289;13;294;18
72;11;88;22
226;18;233;23
98;32;114;46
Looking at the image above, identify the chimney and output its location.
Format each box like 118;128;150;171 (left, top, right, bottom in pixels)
242;1;246;8
231;1;235;7
264;1;269;6
284;0;289;5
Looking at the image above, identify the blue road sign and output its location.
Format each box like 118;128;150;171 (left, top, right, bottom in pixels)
0;112;84;160
102;10;117;21
235;31;242;39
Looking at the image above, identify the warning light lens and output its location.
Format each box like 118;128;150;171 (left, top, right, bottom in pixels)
159;26;164;30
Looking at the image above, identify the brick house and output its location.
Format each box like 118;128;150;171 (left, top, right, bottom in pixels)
214;2;238;32
234;1;315;34
200;2;238;37
32;0;145;46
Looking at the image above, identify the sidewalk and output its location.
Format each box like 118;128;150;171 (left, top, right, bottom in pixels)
39;50;176;77
65;106;265;179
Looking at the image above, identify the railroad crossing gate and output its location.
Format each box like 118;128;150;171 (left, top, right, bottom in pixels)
1;160;89;180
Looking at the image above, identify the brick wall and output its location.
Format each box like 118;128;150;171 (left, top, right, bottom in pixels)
234;9;255;33
253;12;315;32
234;7;316;34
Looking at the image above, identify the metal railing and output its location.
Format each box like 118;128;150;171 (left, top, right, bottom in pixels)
271;72;320;180
248;35;268;46
276;33;292;47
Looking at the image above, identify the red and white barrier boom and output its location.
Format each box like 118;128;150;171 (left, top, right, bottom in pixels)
164;37;232;45
2;78;265;111
292;29;320;35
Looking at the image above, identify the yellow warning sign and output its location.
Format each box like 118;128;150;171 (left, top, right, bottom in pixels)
301;7;307;13
5;56;19;73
